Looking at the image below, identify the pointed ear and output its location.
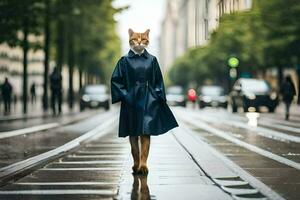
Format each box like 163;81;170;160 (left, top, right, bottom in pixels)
128;28;134;36
144;29;150;36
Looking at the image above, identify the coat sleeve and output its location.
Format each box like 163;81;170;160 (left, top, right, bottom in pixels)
153;57;167;102
110;58;127;104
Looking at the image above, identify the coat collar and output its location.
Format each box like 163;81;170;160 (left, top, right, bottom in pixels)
128;49;149;58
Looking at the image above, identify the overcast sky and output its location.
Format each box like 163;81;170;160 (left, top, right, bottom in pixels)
113;0;166;57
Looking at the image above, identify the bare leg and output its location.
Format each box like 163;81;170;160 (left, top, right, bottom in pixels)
129;136;140;174
139;135;150;175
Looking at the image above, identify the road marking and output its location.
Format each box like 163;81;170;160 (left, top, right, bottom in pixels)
0;110;118;140
53;161;124;164
67;155;127;159
259;119;300;133
0;189;116;195
176;110;300;170
202;110;300;137
15;182;118;186
0;114;118;183
40;167;122;171
85;144;128;148
0;123;59;139
173;122;285;200
180;108;300;143
259;116;300;127
77;150;129;154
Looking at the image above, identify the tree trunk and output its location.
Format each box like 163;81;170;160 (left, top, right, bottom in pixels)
22;16;29;114
67;16;74;109
79;69;83;89
67;43;74;109
78;51;85;89
43;0;50;111
297;64;300;104
56;18;65;72
277;65;283;87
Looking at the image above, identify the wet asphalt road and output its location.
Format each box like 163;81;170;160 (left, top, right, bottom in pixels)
0;105;299;199
173;106;300;200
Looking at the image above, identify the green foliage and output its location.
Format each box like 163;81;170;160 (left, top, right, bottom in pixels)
0;0;122;83
169;0;300;87
0;0;44;48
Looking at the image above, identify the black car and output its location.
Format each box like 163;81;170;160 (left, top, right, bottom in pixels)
230;78;278;113
79;84;110;111
198;85;227;108
166;86;186;107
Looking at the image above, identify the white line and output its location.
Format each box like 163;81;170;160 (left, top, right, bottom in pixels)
77;150;129;154
200;110;300;134
181;108;300;143
259;119;300;133
0;189;116;195
15;182;117;186
173;122;285;200
67;155;127;158
260;116;300;126
0;114;118;180
0;123;59;139
53;161;124;164
85;144;128;148
40;167;122;171
176;111;300;170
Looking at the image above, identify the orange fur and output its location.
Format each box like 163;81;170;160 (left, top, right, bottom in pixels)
128;28;150;53
129;135;150;175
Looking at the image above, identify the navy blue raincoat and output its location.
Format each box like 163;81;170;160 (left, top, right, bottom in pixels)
110;49;178;137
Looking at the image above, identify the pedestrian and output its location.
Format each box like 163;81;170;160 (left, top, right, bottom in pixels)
1;77;13;115
280;75;296;120
30;82;36;105
111;28;178;175
187;88;197;108
50;67;62;116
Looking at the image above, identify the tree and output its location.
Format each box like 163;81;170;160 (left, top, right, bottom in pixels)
43;0;51;111
0;0;44;114
169;0;300;94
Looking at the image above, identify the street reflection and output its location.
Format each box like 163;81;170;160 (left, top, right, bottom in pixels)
131;175;151;200
246;112;260;127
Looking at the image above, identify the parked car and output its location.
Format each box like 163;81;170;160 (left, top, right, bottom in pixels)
166;86;186;107
198;85;227;108
229;78;278;113
79;84;110;111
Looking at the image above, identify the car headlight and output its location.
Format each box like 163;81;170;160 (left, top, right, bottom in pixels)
82;95;90;102
270;92;277;100
245;92;256;100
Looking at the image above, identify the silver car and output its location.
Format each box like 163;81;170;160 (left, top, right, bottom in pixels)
166;86;186;107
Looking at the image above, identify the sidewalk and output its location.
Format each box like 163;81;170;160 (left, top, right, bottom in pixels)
0;101;79;121
118;132;232;200
0;124;276;199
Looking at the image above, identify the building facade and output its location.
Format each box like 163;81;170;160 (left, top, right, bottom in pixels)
160;0;252;73
0;38;81;101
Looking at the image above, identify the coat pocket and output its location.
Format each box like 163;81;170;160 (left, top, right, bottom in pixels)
123;88;134;105
148;86;161;102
